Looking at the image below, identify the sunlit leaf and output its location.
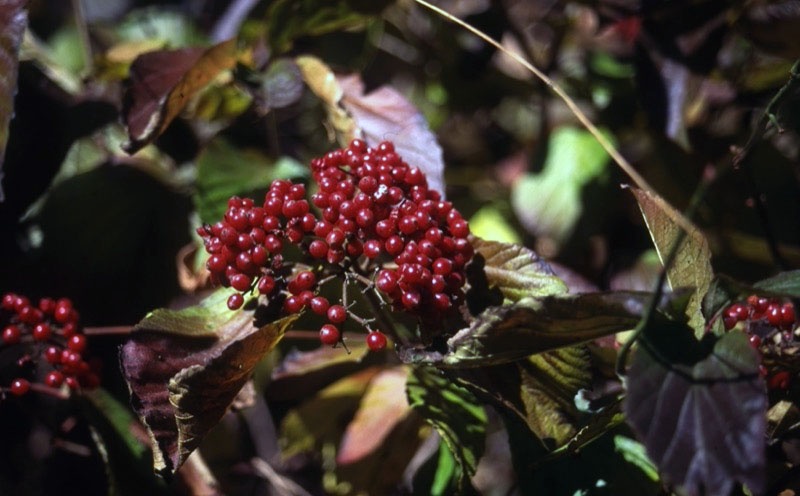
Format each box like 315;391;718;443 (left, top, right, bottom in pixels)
406;365;486;491
122;39;238;154
0;0;26;201
628;186;713;335
120;288;298;473
614;435;660;482
511;127;611;246
625;326;766;495
468;206;521;245
338;366;411;464
296;55;358;144
401;292;647;368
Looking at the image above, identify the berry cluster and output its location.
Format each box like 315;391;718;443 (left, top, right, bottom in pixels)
722;295;797;390
1;292;100;397
197;139;473;352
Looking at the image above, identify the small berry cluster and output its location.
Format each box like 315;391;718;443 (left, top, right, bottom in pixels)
197;140;473;352
1;292;100;397
722;295;797;390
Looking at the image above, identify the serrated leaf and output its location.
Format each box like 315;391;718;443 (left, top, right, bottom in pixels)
755;270;800;297
470;237;566;302
401;292;648;368
406;365;486;490
628;186;713;335
122;39;238;154
120;288;298;474
625;326;766;495
337;366;411;464
279;367;380;459
0;0;26;201
194;137;307;223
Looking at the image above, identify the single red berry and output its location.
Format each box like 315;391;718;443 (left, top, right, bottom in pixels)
227;293;244;310
295;271;316;291
310;297;330;315
767;304;782;326
62;322;77;338
284;296;304;314
748;334;762;349
432;258;454;276
364;240;382;258
10;378;30;396
38;298;56;314
32;323;51;341
1;292;15;310
65;376;79;390
366;331;388;351
755;297;769;313
327;305;347;324
781;303;795;327
2;325;21;344
45;371;64;388
326;229;345;247
258;276;275;295
769;371;791;390
54;302;72;324
231;273;252;292
309;240;328;259
299;290;314;307
68;334;87;353
319;324;340;346
44;346;60;364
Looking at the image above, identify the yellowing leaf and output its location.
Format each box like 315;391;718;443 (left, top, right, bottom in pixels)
296;55;358;145
337;366;411;464
628;186;713;335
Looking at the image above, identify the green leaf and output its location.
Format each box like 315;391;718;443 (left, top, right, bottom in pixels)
613;436;660;482
755;270;800;297
511;127;611;245
120;288;298;474
194;138;307;223
401;292;647;368
468;205;521;244
470;237;566;303
625;325;766;495
406;365;487;491
627;186;713;336
431;443;458;496
0;0;26;200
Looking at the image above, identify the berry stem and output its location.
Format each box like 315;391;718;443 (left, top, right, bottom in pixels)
29;382;70;400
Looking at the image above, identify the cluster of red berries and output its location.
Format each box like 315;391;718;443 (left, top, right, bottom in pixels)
308;140;472;319
722;295;797;391
1;292;99;397
197;139;472;352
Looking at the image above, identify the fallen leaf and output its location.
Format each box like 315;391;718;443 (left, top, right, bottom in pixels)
628;186;713;335
122;39;238;154
120;288;298;473
0;0;27;200
338;366;411;464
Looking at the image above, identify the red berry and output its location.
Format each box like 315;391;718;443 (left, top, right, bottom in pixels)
68;334;87;353
45;371;64;388
767;304;782;326
44;346;60;364
310;297;330;315
364;240;382;258
2;325;20;344
1;293;15;310
309;240;328;259
258;276;275;295
227;293;244;310
781;303;795;327
54;302;72;324
38;298;56;314
231;273;252;292
295;271;316;291
65;376;79;390
366;331;387;351
327;305;347;324
32;323;51;341
10;378;30;396
284;296;304;314
769;371;791;390
432;258;454;275
450;219;469;238
319;324;340;346
748;334;761;349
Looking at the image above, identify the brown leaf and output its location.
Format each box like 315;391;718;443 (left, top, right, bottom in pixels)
627;186;713;335
122;39;237;154
120;289;297;473
337;366;411;464
0;0;27;201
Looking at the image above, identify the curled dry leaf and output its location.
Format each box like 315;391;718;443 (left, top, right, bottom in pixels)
627;186;712;335
296;55;446;195
338;366;411;465
120;288;298;474
0;0;27;201
122;39;238;154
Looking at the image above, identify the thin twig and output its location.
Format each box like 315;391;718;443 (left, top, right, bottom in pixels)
210;0;260;43
251;458;313;496
411;0;697;231
83;326;134;336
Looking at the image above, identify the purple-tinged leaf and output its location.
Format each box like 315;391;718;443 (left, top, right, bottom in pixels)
0;0;27;201
122;39;237;154
120;288;297;474
625;328;766;495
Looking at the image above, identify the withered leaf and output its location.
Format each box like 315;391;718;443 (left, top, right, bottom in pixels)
120;288;297;474
0;0;26;201
122;39;237;154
